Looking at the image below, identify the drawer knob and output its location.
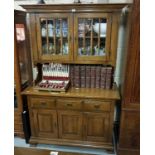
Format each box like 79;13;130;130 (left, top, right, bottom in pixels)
94;104;100;109
66;103;72;107
40;102;46;106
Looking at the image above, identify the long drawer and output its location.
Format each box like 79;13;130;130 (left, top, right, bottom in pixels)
56;98;82;110
83;100;112;112
29;97;112;112
29;97;56;109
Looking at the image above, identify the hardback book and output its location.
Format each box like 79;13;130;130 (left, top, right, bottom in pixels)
86;65;91;88
80;65;86;88
100;66;107;89
95;65;101;88
90;66;96;88
105;66;113;89
74;65;80;88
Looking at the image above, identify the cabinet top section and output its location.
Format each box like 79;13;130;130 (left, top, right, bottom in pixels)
22;86;120;100
21;3;131;13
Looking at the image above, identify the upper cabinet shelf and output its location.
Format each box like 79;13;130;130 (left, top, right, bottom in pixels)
22;4;129;65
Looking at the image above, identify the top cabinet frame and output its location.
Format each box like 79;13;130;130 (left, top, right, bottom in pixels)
23;4;131;65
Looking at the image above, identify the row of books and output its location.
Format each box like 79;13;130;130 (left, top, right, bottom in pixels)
70;65;113;89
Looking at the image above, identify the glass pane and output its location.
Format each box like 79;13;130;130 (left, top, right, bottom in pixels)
41;18;69;56
78;18;107;56
15;24;29;86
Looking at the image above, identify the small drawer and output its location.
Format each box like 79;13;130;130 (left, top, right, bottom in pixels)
30;97;56;109
57;99;82;110
83;100;111;112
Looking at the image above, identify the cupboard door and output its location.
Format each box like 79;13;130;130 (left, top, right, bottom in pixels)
84;112;110;142
74;13;112;64
36;13;73;62
58;110;83;140
32;109;58;138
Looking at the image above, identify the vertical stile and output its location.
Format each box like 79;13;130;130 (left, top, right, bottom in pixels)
91;18;93;56
53;19;56;55
60;19;63;55
83;19;86;52
46;20;49;54
98;18;101;55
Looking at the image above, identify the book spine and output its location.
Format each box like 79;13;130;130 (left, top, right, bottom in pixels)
95;66;101;88
70;65;74;87
100;66;106;89
80;65;86;88
74;65;80;88
90;66;96;88
105;66;113;89
86;65;91;88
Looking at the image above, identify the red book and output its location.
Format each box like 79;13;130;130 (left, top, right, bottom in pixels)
70;65;74;87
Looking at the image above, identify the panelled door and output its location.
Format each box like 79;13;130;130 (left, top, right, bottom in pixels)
84;112;110;142
32;109;58;138
58;110;83;140
74;13;112;63
36;13;73;62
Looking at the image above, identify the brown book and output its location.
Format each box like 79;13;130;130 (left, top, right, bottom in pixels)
80;65;86;88
105;66;113;89
86;65;91;88
90;66;96;88
95;65;101;88
100;66;107;89
74;65;80;88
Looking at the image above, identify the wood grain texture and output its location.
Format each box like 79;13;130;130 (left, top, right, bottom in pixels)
14;10;32;137
122;0;140;105
117;0;140;154
21;4;131;13
58;110;83;140
22;4;127;65
22;86;120;100
27;95;116;150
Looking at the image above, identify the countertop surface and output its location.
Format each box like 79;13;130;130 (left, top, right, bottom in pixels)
22;86;120;100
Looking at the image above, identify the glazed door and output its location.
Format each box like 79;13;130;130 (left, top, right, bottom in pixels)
74;13;112;63
36;13;73;62
32;109;58;138
58;110;83;140
84;112;110;142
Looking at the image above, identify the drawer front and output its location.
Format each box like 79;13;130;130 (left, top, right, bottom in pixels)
57;99;82;110
83;100;111;112
30;97;56;109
